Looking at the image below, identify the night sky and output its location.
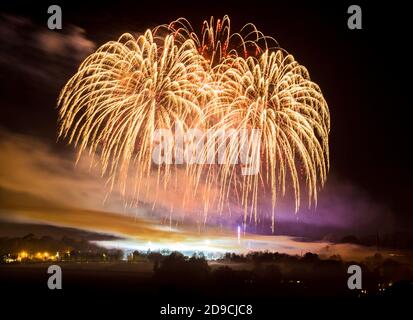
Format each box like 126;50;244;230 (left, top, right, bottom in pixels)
0;1;411;234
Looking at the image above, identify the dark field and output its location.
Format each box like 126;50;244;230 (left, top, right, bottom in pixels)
1;259;412;318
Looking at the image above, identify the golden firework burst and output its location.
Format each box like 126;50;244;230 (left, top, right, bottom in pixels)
58;17;330;230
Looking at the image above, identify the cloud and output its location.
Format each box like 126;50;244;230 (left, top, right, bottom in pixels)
0;130;222;234
0;129;214;223
0;128;394;238
290;176;394;234
0;130;111;212
0;14;95;81
0;130;195;242
35;25;95;59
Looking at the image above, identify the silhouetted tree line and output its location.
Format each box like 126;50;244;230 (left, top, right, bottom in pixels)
151;251;413;299
339;232;413;249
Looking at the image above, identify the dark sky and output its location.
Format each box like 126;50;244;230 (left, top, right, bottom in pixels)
0;1;411;230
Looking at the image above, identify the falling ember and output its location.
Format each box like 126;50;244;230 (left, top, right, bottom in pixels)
57;16;330;230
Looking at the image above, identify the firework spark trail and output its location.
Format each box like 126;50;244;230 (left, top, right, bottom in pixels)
156;15;278;66
58;17;330;230
207;51;330;230
58;30;211;204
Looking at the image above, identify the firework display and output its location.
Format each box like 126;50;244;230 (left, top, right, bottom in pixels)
4;2;413;313
58;16;330;228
